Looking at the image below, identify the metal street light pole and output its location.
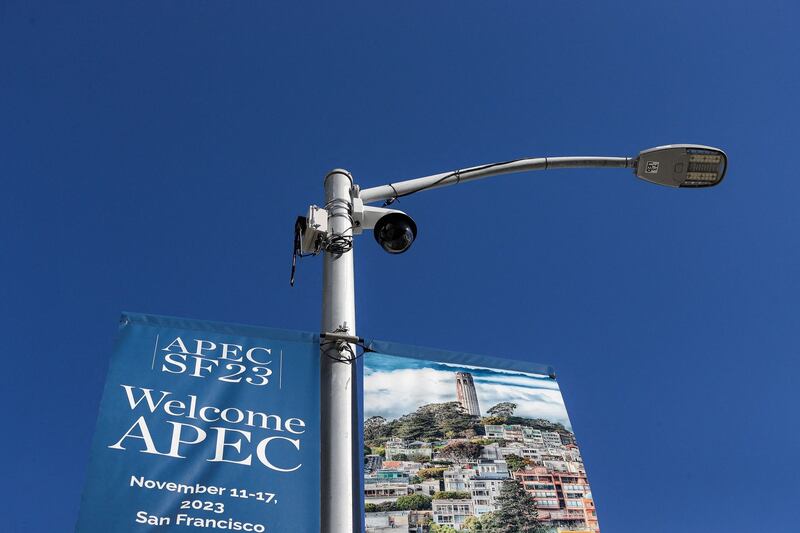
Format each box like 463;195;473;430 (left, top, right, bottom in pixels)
320;169;358;533
309;144;727;533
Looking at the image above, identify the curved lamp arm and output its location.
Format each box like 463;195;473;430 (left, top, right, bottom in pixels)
358;144;727;205
359;156;633;205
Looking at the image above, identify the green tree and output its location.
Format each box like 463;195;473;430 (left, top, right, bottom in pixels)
365;501;398;512
491;480;545;532
463;515;481;532
503;416;567;434
417;467;446;480
432;491;471;500
396;402;480;441
487;402;517;418
397;405;437;440
438;441;482;463
365;415;387;430
430;524;459;533
395;494;432;511
503;453;530;472
408;453;431;463
463;513;497;532
376;501;396;512
364;415;392;448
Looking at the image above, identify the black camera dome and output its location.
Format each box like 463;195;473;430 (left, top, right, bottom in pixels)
373;212;417;254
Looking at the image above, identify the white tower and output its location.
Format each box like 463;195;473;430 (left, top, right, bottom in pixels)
455;372;481;416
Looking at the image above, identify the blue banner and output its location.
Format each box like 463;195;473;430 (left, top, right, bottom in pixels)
76;313;320;532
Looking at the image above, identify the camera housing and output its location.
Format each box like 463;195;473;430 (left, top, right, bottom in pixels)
351;199;417;254
372;212;417;254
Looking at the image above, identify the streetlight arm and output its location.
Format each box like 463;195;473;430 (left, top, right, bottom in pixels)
358;155;634;204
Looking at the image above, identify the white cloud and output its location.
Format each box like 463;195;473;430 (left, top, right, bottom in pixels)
363;365;572;429
364;367;455;420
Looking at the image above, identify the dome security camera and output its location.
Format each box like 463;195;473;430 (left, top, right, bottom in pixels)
350;199;418;255
373;212;417;254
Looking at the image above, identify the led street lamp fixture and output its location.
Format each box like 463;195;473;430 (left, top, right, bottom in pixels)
634;144;727;188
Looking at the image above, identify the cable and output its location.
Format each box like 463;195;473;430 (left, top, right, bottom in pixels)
382;184;401;207
290;216;327;286
321;198;355;254
382;158;525;204
323;233;353;254
320;338;373;364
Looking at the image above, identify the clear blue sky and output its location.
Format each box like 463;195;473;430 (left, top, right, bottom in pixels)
2;1;798;531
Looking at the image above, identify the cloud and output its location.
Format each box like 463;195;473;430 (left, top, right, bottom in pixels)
364;367;455;420
363;360;572;429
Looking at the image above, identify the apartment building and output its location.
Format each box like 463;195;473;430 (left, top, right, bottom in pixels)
432;498;474;531
513;466;598;532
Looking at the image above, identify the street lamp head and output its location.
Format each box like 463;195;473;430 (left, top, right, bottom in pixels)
373;212;417;254
634;144;727;188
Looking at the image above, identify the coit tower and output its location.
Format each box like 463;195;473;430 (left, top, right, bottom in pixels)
455;372;481;416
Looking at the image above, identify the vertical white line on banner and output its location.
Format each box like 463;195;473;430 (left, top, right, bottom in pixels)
151;334;160;370
279;349;283;389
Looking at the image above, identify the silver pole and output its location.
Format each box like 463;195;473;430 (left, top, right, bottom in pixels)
360;156;633;204
320;169;357;533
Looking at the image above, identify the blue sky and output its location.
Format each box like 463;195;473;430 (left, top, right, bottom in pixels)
364;352;570;427
2;1;799;532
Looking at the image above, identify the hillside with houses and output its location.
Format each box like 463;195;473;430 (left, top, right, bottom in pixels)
363;393;599;533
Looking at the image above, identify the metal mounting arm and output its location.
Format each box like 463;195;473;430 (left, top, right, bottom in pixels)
359;156;634;204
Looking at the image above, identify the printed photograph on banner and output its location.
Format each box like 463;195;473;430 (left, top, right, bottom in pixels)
363;352;599;533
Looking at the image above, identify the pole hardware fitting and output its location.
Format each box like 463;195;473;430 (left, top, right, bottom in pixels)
350;193;412;237
319;332;365;345
319;331;372;364
323;168;353;187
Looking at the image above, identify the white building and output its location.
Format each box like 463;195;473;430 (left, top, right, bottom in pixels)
523;428;544;446
381;460;424;475
443;465;474;492
470;474;508;515
484;424;569;450
364;473;410;505
543;431;563;447
365;510;410;532
412;478;441;496
442;465;509;516
432;499;473;530
480;443;502;461
474;459;508;476
385;437;433;461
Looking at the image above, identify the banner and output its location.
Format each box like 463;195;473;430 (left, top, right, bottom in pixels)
76;313;320;532
362;341;599;532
